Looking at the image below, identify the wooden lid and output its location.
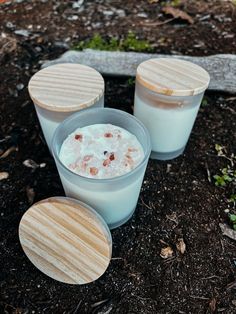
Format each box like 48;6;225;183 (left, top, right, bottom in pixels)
19;197;112;284
136;58;210;96
28;63;104;112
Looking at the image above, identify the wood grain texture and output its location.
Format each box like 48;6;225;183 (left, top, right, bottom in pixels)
28;63;104;112
136;58;210;96
19;197;112;285
42;50;236;94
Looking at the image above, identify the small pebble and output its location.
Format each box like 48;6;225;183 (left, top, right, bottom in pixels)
16;83;24;91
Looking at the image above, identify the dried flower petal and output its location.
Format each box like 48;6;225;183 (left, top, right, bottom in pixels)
103;159;111;167
160;246;173;259
90;167;98;175
83;155;92;162
75;134;83;142
104;132;113;138
109;153;115;161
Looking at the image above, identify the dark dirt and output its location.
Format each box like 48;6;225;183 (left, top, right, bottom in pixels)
0;1;236;313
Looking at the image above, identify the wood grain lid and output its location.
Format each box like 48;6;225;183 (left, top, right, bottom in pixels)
136;58;210;96
19;197;112;284
28;63;104;112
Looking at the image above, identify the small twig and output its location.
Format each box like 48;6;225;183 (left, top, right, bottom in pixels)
206;153;235;167
91;299;109;308
140;197;153;210
190;295;209;300
140;17;176;27
0;146;18;159
220;239;225;254
160;239;169;246
226;280;236;290
163;256;176;264
226;96;236;101
205;162;212;183
201;275;222;280
221;106;236;115
166;213;178;224
72;300;82;314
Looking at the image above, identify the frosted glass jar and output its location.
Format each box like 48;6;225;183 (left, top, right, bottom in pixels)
28;63;104;151
52;108;151;229
134;58;210;160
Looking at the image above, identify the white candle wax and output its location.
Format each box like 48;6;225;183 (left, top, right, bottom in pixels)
134;94;202;154
58;123;146;228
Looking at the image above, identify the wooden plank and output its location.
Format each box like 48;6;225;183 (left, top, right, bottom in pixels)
42;50;236;94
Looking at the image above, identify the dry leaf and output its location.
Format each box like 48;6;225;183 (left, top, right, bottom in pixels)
162;6;194;24
23;159;46;169
0;35;18;62
0;146;18;159
0;171;9;180
26;186;35;205
176;238;186;254
23;159;39;169
219;223;236;241
160;246;173;259
148;0;159;3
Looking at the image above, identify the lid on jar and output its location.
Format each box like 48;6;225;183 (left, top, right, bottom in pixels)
28;63;104;112
136;58;210;96
19;197;112;285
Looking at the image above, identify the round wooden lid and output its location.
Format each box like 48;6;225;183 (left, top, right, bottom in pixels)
28;63;104;112
19;197;112;284
136;58;210;96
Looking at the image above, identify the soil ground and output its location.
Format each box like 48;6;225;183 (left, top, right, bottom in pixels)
0;1;236;313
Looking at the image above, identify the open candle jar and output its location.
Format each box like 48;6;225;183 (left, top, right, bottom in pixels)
52;108;151;229
134;58;210;160
28;63;104;150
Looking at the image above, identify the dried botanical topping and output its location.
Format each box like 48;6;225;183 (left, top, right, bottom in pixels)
83;155;93;162
75;134;83;142
109;153;115;161
103;151;108;155
128;148;138;152
103;159;111;167
90;167;99;176
125;154;134;166
69;163;77;170
104;132;113;138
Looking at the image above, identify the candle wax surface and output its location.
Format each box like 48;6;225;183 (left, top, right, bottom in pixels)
59;124;144;179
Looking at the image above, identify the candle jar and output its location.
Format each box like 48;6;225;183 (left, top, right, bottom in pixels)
134;58;210;160
28;63;104;151
52;108;151;229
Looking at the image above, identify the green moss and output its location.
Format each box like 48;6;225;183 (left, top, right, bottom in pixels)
122;32;153;52
73;32;153;52
73;34;119;51
170;0;181;7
